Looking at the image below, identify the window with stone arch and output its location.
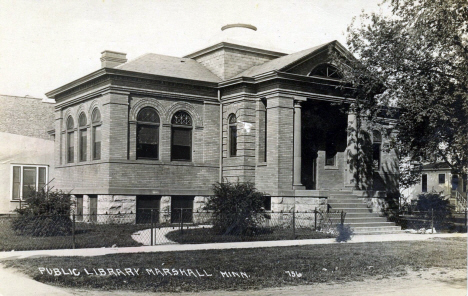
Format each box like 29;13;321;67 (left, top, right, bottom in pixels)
66;116;75;163
136;107;160;159
78;112;87;162
171;110;192;161
228;114;237;157
373;130;382;170
309;64;342;79
91;108;102;160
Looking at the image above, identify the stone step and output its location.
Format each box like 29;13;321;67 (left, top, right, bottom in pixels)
343;222;396;228
328;208;373;213
329;190;354;195
330;217;389;223
328;198;364;203
329;194;360;198
328;203;370;208
352;226;402;234
344;212;382;218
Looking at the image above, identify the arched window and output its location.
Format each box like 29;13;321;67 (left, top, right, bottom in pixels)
91;108;102;160
261;98;267;162
228;114;237;157
78;113;87;161
136;107;160;159
309;64;342;79
66;116;75;163
171;111;192;161
373;130;382;170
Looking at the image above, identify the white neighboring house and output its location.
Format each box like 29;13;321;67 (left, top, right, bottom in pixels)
401;162;467;211
0;95;55;214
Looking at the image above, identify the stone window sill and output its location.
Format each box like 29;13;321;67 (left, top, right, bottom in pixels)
324;166;339;170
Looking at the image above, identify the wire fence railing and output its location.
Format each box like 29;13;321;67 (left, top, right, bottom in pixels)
0;209;345;251
397;208;467;232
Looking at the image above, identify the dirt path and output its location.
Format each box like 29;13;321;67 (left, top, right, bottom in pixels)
63;268;466;296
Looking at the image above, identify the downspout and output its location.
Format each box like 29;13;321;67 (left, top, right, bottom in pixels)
218;89;223;183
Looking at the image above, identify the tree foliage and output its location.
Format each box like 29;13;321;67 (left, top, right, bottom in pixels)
337;0;468;186
204;181;267;235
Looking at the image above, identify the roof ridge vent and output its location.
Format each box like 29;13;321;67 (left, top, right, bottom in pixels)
221;24;257;31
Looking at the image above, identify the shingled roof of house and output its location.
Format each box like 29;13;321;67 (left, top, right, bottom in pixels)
421;162;452;170
115;53;221;83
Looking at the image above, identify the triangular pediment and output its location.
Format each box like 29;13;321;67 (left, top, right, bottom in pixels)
283;41;355;78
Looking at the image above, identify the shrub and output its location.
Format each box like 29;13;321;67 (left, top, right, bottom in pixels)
204;181;267;235
12;189;72;237
336;224;354;242
12;215;72;236
415;191;453;229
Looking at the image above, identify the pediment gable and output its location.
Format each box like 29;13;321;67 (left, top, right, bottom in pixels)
283;41;354;78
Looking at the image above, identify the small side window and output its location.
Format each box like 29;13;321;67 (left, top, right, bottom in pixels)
438;174;445;184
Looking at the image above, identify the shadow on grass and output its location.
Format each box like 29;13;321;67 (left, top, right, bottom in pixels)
165;227;335;244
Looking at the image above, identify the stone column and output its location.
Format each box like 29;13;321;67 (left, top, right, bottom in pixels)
293;101;305;189
346;112;358;188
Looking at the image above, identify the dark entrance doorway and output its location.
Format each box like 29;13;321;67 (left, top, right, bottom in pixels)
136;195;161;224
171;196;194;223
301;100;348;189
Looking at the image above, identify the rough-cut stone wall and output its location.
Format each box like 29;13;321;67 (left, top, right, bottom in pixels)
271;197;326;212
160;196;171;223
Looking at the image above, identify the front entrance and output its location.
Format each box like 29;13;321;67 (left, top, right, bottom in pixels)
301;100;348;190
136;195;161;224
171;196;194;223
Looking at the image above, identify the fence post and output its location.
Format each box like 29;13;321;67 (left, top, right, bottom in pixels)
314;208;317;230
72;214;75;249
431;208;434;231
180;209;183;235
292;209;296;239
465;210;467;228
150;209;154;246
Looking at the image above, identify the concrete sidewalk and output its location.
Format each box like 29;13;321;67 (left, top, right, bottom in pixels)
0;232;465;261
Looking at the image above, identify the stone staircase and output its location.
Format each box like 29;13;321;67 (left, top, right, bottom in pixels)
327;191;402;234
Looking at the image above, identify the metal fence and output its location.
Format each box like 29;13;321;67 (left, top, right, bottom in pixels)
398;208;467;232
0;209;345;251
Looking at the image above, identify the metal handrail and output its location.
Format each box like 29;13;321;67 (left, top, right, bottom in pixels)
453;190;467;212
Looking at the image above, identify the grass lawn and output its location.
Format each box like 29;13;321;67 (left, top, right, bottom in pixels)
3;237;466;293
0;219;148;251
166;227;334;244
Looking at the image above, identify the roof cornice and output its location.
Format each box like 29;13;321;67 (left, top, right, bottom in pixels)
46;68;219;100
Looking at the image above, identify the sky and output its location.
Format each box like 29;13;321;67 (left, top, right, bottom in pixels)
0;0;388;99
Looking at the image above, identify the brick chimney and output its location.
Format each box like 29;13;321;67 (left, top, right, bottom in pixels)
100;50;127;68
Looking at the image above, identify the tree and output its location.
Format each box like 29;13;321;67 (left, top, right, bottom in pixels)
337;0;468;187
204;181;267;235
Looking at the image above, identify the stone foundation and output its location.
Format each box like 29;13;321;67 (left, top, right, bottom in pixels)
271;196;327;212
160;196;171;223
70;194;330;226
